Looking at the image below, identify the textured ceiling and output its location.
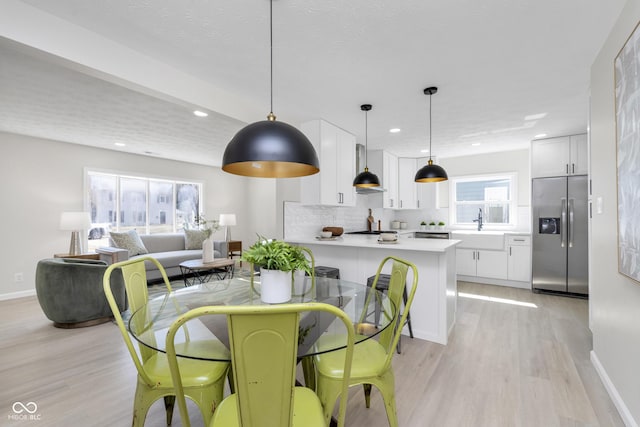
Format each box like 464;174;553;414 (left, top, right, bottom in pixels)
0;0;627;166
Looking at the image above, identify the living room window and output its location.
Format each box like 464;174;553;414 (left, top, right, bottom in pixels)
86;170;202;249
449;173;517;228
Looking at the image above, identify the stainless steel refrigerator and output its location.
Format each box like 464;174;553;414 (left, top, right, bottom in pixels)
532;175;589;295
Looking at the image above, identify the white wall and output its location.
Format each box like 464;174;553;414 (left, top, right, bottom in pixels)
590;0;640;424
0;132;255;299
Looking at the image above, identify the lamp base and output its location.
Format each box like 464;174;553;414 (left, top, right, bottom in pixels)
68;231;83;256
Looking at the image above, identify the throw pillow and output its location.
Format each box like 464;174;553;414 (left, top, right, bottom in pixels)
184;229;208;250
110;230;148;256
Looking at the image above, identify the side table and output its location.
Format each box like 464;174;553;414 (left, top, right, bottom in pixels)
228;240;242;264
54;253;100;260
179;258;236;287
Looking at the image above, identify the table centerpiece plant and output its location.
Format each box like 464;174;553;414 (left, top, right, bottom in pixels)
242;236;312;303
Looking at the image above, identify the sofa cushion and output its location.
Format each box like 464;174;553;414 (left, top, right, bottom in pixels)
109;230;148;256
184;229;208;250
132;250;217;272
139;233;186;253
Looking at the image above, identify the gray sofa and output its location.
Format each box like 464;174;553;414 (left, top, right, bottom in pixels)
97;233;228;281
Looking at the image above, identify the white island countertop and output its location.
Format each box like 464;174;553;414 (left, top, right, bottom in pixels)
286;234;460;253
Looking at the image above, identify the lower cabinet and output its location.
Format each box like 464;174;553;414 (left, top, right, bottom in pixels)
456;249;507;280
507;235;531;282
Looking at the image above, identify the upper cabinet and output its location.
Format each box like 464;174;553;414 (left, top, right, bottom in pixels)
398;157;418;209
300;120;356;206
531;134;588;178
382;151;398;209
416;156;439;210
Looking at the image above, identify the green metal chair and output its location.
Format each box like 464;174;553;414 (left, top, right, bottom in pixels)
312;256;418;427
166;302;355;427
103;256;230;427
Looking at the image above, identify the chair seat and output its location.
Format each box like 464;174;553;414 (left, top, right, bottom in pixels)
145;352;229;388
211;385;326;427
315;338;387;379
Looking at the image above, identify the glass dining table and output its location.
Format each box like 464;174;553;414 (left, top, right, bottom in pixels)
128;274;396;362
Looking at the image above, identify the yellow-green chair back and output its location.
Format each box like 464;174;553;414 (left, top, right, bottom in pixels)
103;256;229;427
313;256;418;427
167;303;355;427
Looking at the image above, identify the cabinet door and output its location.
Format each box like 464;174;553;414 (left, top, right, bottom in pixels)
508;245;531;282
336;127;356;206
416;157;438;209
319;121;340;205
531;136;571;178
456;249;477;276
383;152;398;208
476;250;508;279
398;158;418;209
570;133;588;175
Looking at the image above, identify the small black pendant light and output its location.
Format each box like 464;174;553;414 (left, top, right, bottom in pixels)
353;104;381;187
222;0;319;178
415;86;448;183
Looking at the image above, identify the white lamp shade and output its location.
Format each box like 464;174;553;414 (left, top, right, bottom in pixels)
219;214;237;226
59;212;92;231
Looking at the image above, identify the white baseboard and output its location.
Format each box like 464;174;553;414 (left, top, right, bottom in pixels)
591;350;638;427
0;289;36;301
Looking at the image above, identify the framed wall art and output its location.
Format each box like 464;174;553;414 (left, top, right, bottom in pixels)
614;21;640;284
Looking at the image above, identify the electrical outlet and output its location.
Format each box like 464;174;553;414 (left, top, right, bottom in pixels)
14;273;24;282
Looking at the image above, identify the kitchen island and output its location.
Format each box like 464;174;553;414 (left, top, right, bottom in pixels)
287;234;460;345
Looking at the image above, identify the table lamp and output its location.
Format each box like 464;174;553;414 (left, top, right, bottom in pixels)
219;214;237;242
59;212;92;255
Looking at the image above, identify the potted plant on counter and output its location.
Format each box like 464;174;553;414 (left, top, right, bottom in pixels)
242;236;311;303
428;221;436;230
420;221;427;231
438;221;446;230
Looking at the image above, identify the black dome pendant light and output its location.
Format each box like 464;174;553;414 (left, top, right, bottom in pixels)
353;104;381;188
415;86;448;183
222;0;319;178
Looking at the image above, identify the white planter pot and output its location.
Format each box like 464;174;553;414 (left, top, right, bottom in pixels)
259;268;292;303
202;237;215;263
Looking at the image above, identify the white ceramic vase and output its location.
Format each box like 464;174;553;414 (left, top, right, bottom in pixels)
202;237;215;263
260;268;292;303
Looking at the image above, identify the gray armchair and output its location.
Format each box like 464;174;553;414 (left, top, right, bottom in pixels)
35;258;127;328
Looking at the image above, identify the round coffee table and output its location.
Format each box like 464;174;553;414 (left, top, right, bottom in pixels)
179;258;235;286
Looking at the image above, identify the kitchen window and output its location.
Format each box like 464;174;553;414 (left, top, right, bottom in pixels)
450;173;517;228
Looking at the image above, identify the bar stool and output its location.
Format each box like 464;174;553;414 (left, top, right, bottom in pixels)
366;273;414;353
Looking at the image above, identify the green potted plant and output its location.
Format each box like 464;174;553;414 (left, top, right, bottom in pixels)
437;221;446;230
428;221;436;230
420;221;427;231
242;236;311;303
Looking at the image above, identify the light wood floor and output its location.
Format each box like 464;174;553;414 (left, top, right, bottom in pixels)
0;282;623;427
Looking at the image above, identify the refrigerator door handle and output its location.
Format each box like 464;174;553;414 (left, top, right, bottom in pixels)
568;198;574;248
561;197;567;248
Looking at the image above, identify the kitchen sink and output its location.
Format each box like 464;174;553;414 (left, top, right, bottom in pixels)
346;230;398;235
450;230;505;250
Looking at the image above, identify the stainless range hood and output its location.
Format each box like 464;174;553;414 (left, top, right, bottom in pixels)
355;144;386;194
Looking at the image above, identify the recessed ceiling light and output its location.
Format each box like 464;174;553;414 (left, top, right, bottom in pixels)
471;142;481;146
389;128;401;133
534;133;547;138
420;149;429;153
114;142;126;147
193;110;208;117
525;113;547;121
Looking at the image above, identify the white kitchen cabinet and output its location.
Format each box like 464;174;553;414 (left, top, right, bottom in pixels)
299;120;356;206
456;248;508;280
398;157;418;209
531;134;587;178
382;151;398;208
507;235;531;282
416;156;439;209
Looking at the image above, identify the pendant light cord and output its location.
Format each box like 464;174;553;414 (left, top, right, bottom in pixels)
428;92;432;161
365;109;368;167
269;0;274;117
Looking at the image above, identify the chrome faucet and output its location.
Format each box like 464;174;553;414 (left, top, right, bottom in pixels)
473;208;483;231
